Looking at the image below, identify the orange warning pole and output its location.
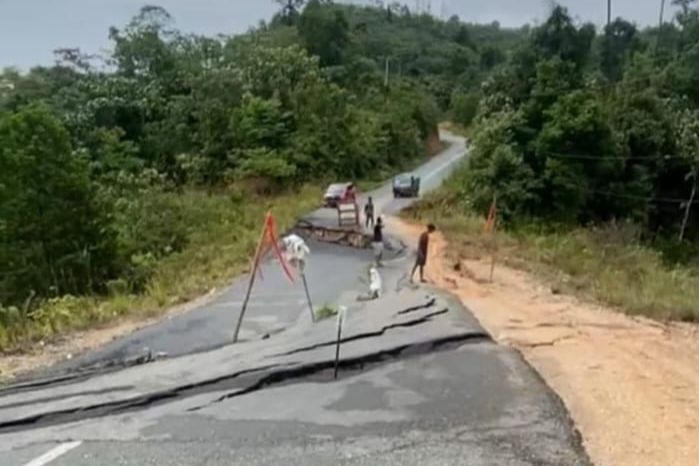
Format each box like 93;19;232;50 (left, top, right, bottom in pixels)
265;213;295;283
486;194;498;283
233;216;269;343
233;212;295;343
483;194;497;234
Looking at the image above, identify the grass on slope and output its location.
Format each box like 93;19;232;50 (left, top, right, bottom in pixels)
0;186;321;353
405;191;699;323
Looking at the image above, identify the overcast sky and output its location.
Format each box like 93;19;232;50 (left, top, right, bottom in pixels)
0;0;677;69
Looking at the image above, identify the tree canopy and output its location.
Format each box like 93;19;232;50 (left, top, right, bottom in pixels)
3;0;699;320
460;4;699;243
5;2;517;310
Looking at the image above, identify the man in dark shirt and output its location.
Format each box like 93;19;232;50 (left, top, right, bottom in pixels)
410;224;436;283
372;216;384;267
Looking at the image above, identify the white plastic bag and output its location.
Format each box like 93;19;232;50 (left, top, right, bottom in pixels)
282;234;310;269
369;266;382;299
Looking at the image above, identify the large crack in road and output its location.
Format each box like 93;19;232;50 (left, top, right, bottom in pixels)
0;308;491;435
189;333;492;411
270;307;460;357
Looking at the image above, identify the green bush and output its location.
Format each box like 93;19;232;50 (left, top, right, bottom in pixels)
314;304;338;321
450;91;480;127
0;186;321;352
0;106;118;307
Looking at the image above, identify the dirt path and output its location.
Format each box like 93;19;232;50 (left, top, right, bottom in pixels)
390;217;699;466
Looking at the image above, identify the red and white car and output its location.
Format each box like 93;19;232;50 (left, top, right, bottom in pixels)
323;182;356;208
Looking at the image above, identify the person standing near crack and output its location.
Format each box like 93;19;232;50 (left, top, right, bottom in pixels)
410;223;436;283
364;196;375;229
372;216;384;267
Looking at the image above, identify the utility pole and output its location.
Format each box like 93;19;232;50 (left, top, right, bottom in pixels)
607;0;612;26
680;169;697;242
384;57;390;88
659;0;666;27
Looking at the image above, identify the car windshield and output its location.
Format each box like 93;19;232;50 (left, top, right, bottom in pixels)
326;184;347;195
395;175;413;185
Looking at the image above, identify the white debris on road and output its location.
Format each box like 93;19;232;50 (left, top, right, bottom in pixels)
282;234;311;270
369;266;382;299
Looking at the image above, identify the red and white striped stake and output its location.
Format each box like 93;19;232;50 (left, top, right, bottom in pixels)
233;212;294;343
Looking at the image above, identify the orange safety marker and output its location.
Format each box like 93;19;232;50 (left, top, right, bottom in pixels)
483;195;498;282
233;212;295;343
483;196;497;234
255;213;295;283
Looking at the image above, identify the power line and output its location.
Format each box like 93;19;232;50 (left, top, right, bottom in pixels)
544;152;689;162
553;181;699;206
518;152;698;204
508;67;681;99
524;75;665;98
583;187;695;205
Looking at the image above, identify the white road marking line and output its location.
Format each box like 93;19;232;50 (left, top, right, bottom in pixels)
22;441;82;466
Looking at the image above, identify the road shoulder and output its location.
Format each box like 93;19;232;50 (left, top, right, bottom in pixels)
0;288;223;383
389;216;699;466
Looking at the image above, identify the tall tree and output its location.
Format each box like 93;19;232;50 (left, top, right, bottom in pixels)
673;0;698;17
600;18;639;81
533;6;595;69
109;5;178;80
0;106;116;305
275;0;306;25
298;0;350;67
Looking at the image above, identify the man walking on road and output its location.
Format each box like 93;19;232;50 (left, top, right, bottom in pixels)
410;224;436;283
373;216;384;267
364;196;375;229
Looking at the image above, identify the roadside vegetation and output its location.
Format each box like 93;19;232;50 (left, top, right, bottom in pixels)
5;0;699;355
406;1;699;324
407;192;699;322
0;2;519;353
314;304;339;321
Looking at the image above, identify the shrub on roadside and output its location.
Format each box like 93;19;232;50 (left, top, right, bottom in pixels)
406;188;699;323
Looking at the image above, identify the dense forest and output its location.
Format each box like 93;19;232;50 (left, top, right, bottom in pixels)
0;1;526;349
454;2;699;246
3;0;699;347
410;0;699;322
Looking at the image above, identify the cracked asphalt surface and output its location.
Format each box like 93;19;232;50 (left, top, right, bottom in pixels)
0;132;591;465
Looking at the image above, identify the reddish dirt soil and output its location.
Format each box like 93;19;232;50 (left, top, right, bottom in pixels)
391;217;699;466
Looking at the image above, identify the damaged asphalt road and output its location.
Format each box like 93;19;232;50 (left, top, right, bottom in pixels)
25;130;466;379
0;285;590;466
0;132;591;465
0;291;480;432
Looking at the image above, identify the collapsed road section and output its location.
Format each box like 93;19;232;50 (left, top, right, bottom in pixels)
0;286;591;466
0;291;478;433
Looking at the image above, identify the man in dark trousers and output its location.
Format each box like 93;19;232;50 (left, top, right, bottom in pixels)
364;196;375;229
410;224;436;283
372;216;384;267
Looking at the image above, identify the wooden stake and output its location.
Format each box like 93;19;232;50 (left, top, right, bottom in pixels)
301;271;316;323
679;170;697;242
489;230;497;283
233;221;268;343
334;309;344;380
489;194;498;283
